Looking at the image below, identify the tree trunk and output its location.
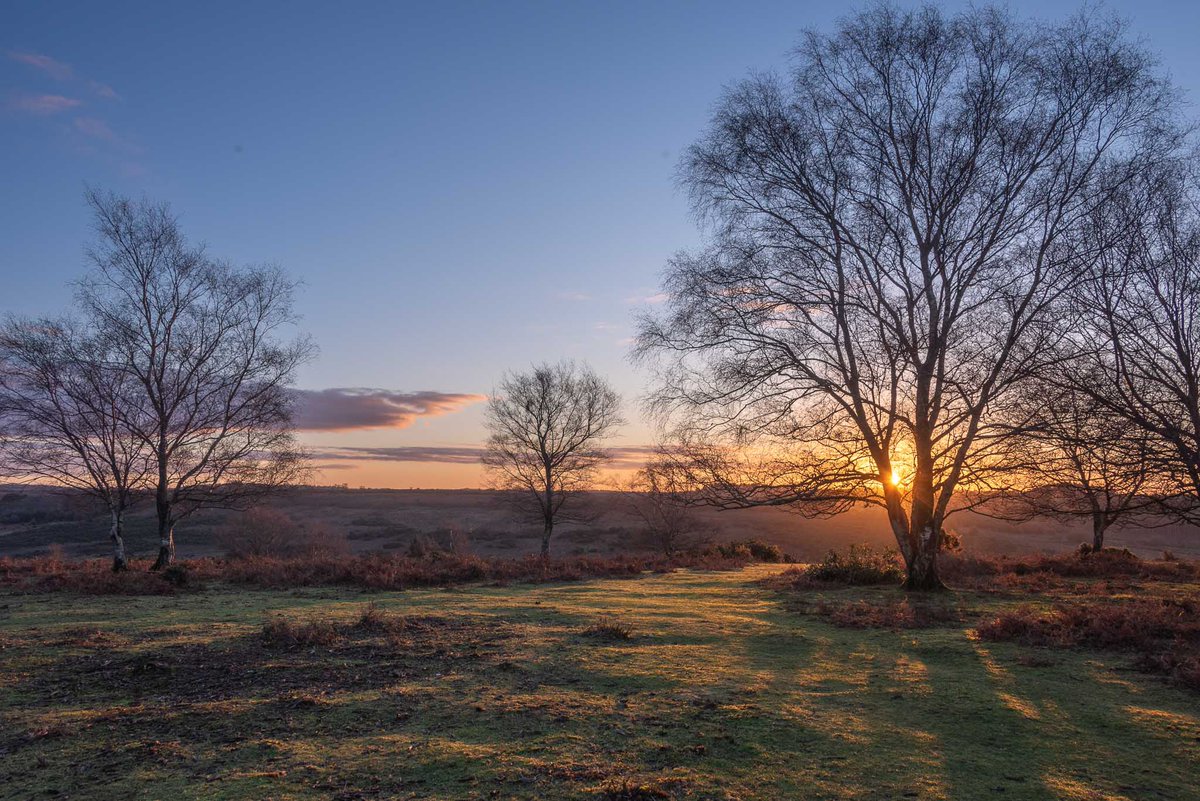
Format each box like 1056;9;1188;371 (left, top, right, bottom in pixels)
902;524;946;592
151;519;175;571
151;441;172;571
1092;515;1107;552
541;518;553;559
110;510;127;572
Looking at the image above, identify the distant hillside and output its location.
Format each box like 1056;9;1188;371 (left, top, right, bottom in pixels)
2;484;1197;561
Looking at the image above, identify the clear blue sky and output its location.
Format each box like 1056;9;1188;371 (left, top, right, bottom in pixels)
3;0;1199;487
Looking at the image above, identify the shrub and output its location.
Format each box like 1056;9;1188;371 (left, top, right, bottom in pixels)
0;551;754;595
816;598;963;629
353;602;407;633
940;549;1200;589
705;539;787;563
976;598;1200;690
215;508;348;559
799;545;905;585
261;615;340;649
580;617;634;641
160;564;191;587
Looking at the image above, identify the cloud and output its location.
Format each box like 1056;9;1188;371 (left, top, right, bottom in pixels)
625;291;668;305
10;93;81;115
8;51;118;100
315;446;486;464
293;388;486;432
556;291;591;302
8;51;72;80
87;80;119;100
73;116;116;141
312;444;658;468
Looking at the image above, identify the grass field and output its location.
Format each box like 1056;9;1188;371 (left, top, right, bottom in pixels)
2;566;1199;800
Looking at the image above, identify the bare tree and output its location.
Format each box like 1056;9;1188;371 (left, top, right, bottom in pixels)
1072;163;1200;523
635;4;1177;589
981;386;1164;551
482;361;622;557
613;467;709;557
0;319;152;570
79;190;314;569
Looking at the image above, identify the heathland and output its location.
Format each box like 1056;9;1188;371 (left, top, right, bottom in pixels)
1;552;1198;800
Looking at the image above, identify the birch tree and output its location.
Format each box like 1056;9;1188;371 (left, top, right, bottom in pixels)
636;4;1178;589
482;361;622;557
79;190;313;569
0;318;151;570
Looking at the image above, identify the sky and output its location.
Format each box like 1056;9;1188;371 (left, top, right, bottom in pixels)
3;0;1200;488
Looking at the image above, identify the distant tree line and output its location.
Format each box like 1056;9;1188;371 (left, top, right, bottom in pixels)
0;191;313;570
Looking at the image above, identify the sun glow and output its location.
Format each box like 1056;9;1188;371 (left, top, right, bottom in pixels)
888;468;901;486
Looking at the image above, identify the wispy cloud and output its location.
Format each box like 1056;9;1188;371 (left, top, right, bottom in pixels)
313;444;658;468
87;80;118;100
293;388;486;432
556;291;591;302
73;116;117;141
8;51;72;81
9;93;81;115
625;291;668;305
316;446;486;464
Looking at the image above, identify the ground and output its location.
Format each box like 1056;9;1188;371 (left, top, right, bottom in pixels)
1;566;1198;800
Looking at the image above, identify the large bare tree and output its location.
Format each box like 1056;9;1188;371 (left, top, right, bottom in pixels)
482;361;622;557
0;319;152;570
79;190;314;569
636;4;1178;589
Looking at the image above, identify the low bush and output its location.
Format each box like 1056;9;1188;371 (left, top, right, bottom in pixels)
816;597;963;629
261;615;340;649
353;602;407;633
580;617;634;641
704;539;789;563
795;545;905;586
942;549;1200;585
0;551;752;595
976;598;1200;690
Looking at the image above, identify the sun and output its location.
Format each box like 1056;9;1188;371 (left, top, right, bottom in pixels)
888;468;901;486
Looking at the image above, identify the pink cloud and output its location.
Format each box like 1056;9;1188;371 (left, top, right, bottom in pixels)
292;388;486;432
8;51;73;80
73;116;117;141
10;93;81;115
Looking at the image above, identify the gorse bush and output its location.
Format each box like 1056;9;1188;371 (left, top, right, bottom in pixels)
704;539;788;563
799;545;905;585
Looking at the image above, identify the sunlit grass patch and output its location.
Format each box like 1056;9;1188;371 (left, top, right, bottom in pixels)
1;565;1198;799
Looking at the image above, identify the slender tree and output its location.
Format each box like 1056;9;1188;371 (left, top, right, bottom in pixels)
1072;163;1200;523
0;318;152;570
981;386;1164;551
482;361;622;557
636;4;1178;589
614;467;708;557
79;190;314;569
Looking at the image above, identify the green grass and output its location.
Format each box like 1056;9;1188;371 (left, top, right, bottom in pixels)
1;567;1197;800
